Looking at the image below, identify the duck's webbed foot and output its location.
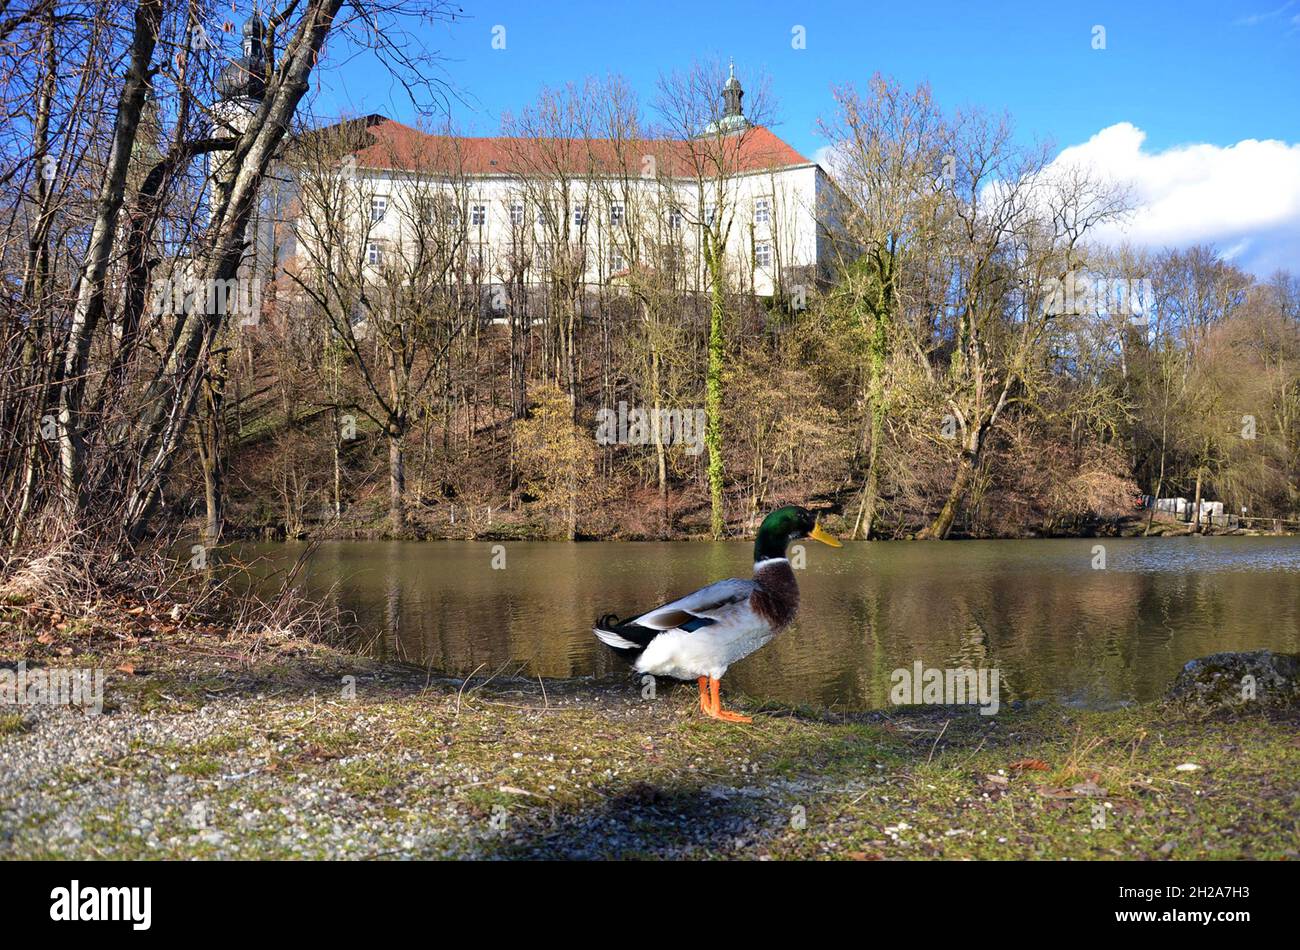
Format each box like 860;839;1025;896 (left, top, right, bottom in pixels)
702;675;752;724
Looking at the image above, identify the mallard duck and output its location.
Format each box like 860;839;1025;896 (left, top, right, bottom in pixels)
593;506;841;722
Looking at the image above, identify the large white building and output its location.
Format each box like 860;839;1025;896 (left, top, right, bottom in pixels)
216;20;840;313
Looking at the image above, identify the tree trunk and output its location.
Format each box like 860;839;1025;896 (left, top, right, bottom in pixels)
921;450;977;540
119;0;343;541
1145;423;1168;536
650;346;668;534
58;0;163;518
1191;466;1204;534
195;354;228;546
388;430;406;533
704;232;726;539
332;408;343;519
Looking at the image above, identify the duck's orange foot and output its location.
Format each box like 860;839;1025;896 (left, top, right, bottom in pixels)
698;676;711;714
702;676;753;724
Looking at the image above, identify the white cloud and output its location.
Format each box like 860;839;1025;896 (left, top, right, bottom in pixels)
1048;122;1300;275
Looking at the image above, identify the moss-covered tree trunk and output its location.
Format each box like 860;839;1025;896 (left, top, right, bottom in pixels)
921;449;976;540
704;231;726;540
650;346;668;531
854;278;893;540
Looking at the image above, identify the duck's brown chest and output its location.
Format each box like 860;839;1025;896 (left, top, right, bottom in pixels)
750;560;800;630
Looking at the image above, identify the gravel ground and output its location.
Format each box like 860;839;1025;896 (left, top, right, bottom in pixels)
3;645;1299;860
1;655;819;859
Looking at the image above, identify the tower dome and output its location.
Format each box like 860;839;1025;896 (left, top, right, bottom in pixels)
722;61;743;118
216;16;267;103
698;61;750;136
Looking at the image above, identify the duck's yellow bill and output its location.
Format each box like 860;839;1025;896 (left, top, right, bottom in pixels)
809;523;842;547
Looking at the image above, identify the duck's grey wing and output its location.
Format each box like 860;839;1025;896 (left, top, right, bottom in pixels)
631;578;756;631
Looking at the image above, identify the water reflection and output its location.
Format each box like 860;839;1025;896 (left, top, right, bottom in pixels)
236;537;1300;710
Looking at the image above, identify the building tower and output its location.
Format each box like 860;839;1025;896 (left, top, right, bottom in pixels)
215;15;267;124
210;14;273;325
701;61;751;136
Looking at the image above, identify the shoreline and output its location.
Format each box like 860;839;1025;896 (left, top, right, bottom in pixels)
200;514;1296;545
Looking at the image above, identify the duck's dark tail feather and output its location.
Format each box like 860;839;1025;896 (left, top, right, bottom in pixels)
593;613;657;664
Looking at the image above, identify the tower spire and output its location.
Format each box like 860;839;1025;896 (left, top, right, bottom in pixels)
216;13;267;104
722;62;743;119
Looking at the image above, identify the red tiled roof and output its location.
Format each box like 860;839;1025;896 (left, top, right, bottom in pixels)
350;118;812;177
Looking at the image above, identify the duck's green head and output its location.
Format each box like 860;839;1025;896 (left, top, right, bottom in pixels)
754;506;842;562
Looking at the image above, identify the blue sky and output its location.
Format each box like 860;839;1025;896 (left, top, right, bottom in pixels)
306;1;1300;274
313;0;1299;155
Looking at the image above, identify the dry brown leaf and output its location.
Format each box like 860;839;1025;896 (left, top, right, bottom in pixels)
116;662;136;675
1010;758;1050;771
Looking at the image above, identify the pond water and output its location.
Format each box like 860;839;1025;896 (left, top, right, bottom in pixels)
233;536;1300;711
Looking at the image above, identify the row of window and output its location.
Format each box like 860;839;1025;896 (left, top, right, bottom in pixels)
369;196;772;229
364;241;774;269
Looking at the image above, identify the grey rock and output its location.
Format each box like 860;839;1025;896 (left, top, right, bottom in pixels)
1167;651;1300;711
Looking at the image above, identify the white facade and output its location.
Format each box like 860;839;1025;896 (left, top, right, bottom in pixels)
335;158;830;299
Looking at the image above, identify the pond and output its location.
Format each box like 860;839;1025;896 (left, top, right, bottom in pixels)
234;536;1300;711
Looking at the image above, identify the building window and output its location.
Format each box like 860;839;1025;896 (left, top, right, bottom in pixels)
574;206;587;227
610;203;624;226
370;196;387;224
668;207;683;230
470;203;487;227
754;198;770;226
367;241;383;265
610;249;627;273
509;201;524;226
755;242;772;268
704;204;717;226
